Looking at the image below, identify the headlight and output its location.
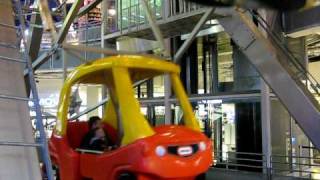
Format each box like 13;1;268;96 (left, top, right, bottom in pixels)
155;146;166;157
199;141;206;151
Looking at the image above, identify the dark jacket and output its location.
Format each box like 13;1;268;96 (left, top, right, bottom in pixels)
80;130;95;149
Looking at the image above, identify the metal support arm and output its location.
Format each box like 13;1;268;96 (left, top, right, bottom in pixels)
174;8;214;63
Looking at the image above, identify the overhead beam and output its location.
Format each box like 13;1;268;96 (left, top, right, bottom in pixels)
77;0;103;17
26;14;43;62
56;0;84;44
62;43;135;55
71;92;262;120
174;8;215;63
139;0;172;122
38;0;57;40
24;49;55;75
26;0;84;76
25;13;44;94
62;43;161;58
140;0;169;57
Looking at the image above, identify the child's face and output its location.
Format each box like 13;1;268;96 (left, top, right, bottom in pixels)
95;128;105;139
93;120;102;129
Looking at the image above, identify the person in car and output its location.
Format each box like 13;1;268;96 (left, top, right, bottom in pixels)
88;127;111;151
80;116;102;149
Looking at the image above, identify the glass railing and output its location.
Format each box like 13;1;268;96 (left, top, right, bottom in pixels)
112;0;203;34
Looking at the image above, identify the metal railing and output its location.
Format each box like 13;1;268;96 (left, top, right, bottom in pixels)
214;151;267;172
213;150;320;179
40;22;102;49
37;0;205;49
272;154;320;179
167;0;203;17
112;0;204;34
249;10;320;97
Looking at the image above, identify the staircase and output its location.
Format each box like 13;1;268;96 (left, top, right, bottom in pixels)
0;0;53;179
215;8;320;149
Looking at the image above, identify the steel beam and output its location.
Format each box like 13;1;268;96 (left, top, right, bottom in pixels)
56;0;84;44
71;92;263;120
25;0;84;75
38;0;57;40
100;0;107;58
77;0;103;17
0;142;41;147
174;8;214;63
0;22;18;29
261;79;272;175
26;13;43;62
139;0;173;122
24;49;55;75
62;43;162;58
140;0;170;56
164;75;172;124
216;7;320;149
63;43;134;55
62;49;67;81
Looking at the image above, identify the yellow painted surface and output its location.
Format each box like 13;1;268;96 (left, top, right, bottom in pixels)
103;100;118;129
112;67;155;145
171;74;201;131
56;55;200;145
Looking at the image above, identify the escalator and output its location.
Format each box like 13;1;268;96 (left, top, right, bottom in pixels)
215;8;320;149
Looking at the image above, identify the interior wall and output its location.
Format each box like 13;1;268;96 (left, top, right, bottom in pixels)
270;100;290;154
270;99;290;170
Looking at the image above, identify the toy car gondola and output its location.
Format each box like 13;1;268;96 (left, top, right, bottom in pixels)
49;55;213;180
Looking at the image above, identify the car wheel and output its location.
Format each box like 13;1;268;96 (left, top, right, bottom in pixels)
117;172;137;180
196;173;206;180
54;167;60;180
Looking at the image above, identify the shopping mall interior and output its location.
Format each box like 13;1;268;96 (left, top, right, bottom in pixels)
0;0;320;179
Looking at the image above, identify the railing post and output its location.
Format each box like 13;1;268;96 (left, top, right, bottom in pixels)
267;155;272;180
119;0;122;33
299;145;302;177
164;0;170;19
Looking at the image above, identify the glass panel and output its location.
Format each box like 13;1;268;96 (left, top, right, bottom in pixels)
173;105;183;125
173;100;236;159
217;32;234;84
67;84;104;121
172;100;236;164
198;38;205;94
118;0;163;30
154;106;165;125
134;82;148;98
153;76;164;97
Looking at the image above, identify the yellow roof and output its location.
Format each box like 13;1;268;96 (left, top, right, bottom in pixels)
55;55;200;142
66;55;181;85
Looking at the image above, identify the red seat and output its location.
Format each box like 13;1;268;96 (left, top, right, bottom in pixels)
67;122;89;149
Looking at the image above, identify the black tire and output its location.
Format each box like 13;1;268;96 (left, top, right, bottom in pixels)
117;172;137;180
54;166;60;180
196;173;206;180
